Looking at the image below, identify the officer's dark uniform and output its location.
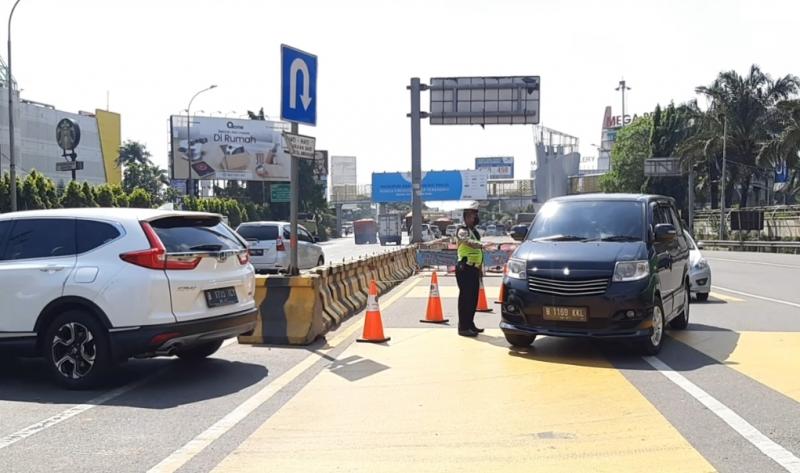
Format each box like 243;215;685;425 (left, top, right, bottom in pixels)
455;224;483;334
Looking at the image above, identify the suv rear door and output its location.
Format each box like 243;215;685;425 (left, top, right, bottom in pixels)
0;218;77;332
148;215;255;323
237;223;280;266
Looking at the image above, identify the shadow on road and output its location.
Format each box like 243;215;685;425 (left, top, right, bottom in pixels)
0;355;268;409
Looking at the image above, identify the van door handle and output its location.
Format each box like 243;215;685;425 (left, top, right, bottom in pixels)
39;265;67;273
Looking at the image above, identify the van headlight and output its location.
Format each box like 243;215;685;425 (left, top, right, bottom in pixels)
694;258;708;270
507;258;527;280
613;260;650;282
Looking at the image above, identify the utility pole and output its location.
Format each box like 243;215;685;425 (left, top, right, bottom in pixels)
719;115;727;240
7;0;22;212
616;79;630;127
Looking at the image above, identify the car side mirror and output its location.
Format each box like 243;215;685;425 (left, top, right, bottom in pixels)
697;241;704;250
654;223;677;242
511;228;527;242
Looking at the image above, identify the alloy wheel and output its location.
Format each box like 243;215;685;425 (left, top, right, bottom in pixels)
51;322;97;379
651;306;664;347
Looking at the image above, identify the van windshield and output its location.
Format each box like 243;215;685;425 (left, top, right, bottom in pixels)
527;201;644;242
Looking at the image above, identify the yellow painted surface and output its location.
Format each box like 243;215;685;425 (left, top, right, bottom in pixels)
94;109;122;186
407;285;499;299
215;329;713;473
672;331;800;403
708;291;745;303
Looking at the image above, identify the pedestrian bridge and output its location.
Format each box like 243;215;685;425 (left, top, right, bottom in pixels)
330;180;535;205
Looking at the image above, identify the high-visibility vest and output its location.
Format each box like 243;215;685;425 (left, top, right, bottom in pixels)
456;226;483;266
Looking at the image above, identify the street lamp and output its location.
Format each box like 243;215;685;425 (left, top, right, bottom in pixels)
7;0;22;212
615;79;631;127
185;84;217;198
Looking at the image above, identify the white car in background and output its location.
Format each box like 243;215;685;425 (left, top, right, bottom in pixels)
236;221;324;273
0;209;257;389
685;230;711;301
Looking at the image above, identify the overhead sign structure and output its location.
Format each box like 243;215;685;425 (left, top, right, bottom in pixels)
283;132;316;159
372;170;489;203
281;44;318;126
429;76;540;125
475;156;514;180
170;116;290;181
644;157;683;177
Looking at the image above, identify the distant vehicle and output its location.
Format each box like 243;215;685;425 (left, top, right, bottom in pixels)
432;218;453;237
420;224;435;242
0;208;256;389
432;226;442;238
446;224;459;237
510;224;529;240
495;224;507;235
515;212;536;225
353;219;378;245
342;223;353;236
684;230;711;301
236;221;324;273
378;213;403;246
486;224;497;236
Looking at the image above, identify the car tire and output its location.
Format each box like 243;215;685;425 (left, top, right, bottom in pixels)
504;333;536;348
639;298;665;355
176;340;224;361
317;256;325;267
696;292;709;302
43;310;112;390
670;283;690;330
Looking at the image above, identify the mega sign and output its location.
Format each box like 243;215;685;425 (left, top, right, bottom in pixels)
602;106;652;129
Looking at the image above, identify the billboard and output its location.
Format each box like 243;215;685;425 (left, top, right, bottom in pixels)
170;116;290;181
331;156;357;187
314;150;329;197
475;156;514;180
372;170;488;202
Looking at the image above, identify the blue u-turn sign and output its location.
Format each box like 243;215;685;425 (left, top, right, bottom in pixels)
281;44;318;126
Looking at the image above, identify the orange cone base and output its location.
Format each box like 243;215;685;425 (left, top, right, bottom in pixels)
357;336;391;343
420;318;450;324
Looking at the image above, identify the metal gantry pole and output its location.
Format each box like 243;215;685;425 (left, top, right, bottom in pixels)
688;165;695;236
289;122;300;275
409;78;423;244
720;115;727;241
7;0;22;212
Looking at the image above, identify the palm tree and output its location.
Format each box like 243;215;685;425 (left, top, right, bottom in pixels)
117;140;152;167
759;99;800;203
693;65;799;207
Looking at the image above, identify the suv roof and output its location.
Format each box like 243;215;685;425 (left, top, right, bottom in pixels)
0;208;220;222
549;193;675;205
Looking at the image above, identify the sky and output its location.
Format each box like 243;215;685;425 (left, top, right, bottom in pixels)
6;0;799;184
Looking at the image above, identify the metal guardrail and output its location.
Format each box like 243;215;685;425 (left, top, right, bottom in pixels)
699;239;800;252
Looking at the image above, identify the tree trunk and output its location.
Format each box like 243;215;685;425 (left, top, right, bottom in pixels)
739;173;752;208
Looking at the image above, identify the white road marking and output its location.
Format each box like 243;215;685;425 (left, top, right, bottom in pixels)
643;356;800;473
147;276;422;473
713;286;800;309
707;257;800;270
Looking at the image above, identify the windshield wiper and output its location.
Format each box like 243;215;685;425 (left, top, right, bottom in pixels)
533;234;588;242
586;235;641;242
189;244;224;252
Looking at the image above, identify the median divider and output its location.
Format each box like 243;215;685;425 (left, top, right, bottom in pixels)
239;246;418;346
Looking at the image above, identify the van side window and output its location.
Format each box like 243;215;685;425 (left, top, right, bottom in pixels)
653;206;670;225
667;207;683;233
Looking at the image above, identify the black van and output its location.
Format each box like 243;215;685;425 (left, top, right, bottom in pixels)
501;194;690;354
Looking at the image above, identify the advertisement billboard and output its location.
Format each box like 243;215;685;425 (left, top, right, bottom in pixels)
313;150;329;197
372;170;488;202
170;116;290;181
475;156;514;180
331;156;357;187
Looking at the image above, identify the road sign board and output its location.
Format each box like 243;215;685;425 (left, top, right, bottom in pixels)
429;76;540;125
644;157;683;177
281;44;317;126
56;161;84;172
283;132;316;159
271;183;291;203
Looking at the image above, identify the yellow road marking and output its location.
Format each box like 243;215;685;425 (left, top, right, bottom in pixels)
214;329;712;473
148;276;423;473
407;285;500;298
709;291;745;303
672;331;800;404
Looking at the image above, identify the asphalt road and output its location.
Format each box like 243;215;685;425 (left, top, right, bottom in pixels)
1;250;799;472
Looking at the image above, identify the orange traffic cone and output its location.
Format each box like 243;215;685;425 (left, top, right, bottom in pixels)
357;280;391;343
421;272;449;324
495;264;507;305
476;277;493;313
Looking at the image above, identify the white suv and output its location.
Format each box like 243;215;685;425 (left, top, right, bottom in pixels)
0;208;257;389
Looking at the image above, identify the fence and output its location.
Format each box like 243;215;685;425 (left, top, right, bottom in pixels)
693;206;800;242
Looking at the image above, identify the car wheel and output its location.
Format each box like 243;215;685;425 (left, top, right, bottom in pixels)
639;299;665;355
696;292;709;302
670;283;690;330
504;333;536;348
43;310;112;389
176;340;224;361
317;256;325;266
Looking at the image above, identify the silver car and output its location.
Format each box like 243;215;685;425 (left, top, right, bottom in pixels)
236;221;324;273
685;230;711;301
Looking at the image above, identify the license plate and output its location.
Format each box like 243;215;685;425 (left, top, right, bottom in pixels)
543;306;587;322
205;287;238;308
249;249;264;256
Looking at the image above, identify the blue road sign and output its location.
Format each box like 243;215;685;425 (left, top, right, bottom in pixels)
775;160;789;183
372;170;488;202
281;44;317;126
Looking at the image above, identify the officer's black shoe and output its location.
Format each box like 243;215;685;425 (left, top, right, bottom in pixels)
458;328;479;337
472;327;485;333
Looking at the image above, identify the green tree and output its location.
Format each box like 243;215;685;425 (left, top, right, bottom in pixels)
95;184;116;207
118;140;151;167
61;181;85;208
128;187;152;208
600;117;653;193
81;182;97;207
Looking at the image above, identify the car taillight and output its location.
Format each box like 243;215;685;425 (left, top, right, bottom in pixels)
276;237;286;251
120;222;201;270
238;251;249;265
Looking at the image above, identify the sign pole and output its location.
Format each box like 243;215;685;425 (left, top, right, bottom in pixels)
409;77;423;244
688;165;695;236
289;122;300;275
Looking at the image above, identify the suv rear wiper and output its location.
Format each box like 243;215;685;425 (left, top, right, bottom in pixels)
533;234;588;242
586;235;641;242
189;244;224;252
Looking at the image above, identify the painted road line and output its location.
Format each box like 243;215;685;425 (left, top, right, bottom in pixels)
708;291;745;303
407;285;500;299
644;356;800;473
672;331;800;404
707;257;800;270
147;275;422;473
713;286;800;309
214;329;712;472
0;367;168;450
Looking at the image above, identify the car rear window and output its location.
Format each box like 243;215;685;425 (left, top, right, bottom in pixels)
236;224;279;241
3;218;77;260
77;220;122;253
150;216;244;253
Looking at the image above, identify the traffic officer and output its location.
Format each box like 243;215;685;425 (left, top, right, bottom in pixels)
455;202;484;337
